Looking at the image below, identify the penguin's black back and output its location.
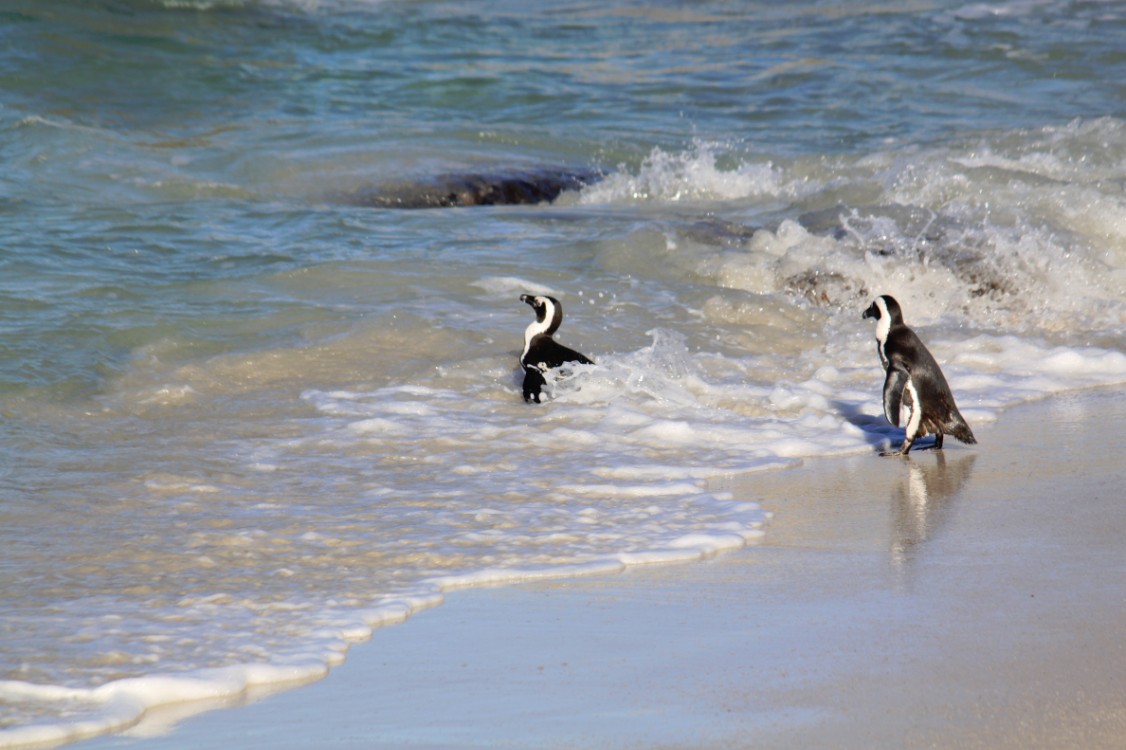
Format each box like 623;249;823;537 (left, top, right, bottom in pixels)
887;325;976;444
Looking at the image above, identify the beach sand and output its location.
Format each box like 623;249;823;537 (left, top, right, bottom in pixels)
74;387;1126;750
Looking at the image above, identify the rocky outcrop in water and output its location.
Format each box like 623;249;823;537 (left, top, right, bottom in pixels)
345;167;603;209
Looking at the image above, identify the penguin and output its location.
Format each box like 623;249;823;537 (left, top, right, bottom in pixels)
862;295;976;456
519;294;593;403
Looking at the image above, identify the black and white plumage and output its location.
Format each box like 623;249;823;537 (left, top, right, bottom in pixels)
862;295;976;456
519;294;593;403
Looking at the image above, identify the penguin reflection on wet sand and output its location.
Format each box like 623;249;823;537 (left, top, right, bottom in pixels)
890;452;977;569
862;295;976;456
519;294;594;403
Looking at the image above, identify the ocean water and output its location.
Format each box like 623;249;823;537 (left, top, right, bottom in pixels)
2;0;1125;745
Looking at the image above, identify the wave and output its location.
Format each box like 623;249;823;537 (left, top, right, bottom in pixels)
572;121;1126;344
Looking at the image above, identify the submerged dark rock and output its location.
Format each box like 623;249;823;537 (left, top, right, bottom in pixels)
682;219;760;246
784;204;1025;307
345;167;603;209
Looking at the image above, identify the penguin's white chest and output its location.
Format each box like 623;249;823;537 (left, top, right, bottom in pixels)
521;322;542;363
874;317;891;368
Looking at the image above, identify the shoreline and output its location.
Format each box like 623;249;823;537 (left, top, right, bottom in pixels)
67;386;1126;748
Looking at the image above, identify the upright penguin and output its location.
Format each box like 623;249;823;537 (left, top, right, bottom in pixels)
519;294;593;403
862;295;976;456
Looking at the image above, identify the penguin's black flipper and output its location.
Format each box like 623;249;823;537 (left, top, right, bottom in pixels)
530;335;594;370
882;366;909;427
564;346;594;366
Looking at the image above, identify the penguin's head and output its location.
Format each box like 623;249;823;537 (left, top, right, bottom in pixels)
520;294;563;336
862;295;903;325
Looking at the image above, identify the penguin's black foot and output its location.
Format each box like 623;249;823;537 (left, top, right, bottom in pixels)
880;439;913;456
911;438;944;451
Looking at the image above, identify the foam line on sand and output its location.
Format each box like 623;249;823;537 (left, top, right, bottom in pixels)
74;387;1126;749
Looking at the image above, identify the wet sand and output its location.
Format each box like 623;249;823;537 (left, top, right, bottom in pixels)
75;387;1126;749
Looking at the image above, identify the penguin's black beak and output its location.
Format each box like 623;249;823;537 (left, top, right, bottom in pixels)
520;294;532;305
862;302;877;320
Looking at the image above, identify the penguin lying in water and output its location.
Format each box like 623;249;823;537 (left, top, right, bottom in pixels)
519;294;593;403
862;295;976;456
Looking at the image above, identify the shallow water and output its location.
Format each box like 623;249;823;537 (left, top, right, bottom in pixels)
2;0;1125;745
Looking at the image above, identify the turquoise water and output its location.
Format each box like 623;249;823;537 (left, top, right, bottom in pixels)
3;0;1124;394
2;0;1125;745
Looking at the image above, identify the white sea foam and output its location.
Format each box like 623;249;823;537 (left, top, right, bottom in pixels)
581;122;1126;341
581;142;789;205
0;596;437;748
